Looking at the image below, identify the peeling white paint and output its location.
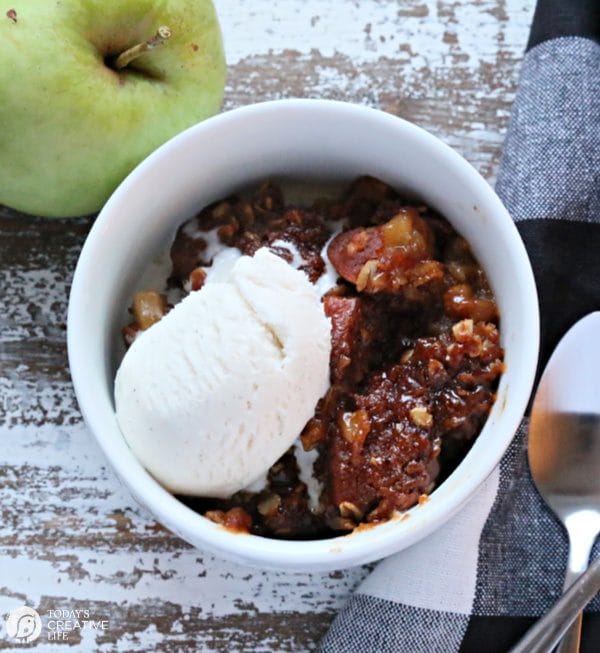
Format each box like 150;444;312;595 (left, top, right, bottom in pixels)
0;423;369;645
215;0;531;67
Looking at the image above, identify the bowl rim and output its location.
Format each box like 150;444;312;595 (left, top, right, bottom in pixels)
67;98;539;570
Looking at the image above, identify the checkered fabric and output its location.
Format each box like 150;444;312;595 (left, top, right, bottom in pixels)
319;34;600;653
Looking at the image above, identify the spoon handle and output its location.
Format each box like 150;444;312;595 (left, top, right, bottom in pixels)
508;556;600;653
555;616;581;653
555;518;599;653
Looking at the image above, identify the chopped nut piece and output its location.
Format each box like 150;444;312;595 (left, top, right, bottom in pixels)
452;318;474;341
427;358;445;376
205;507;252;533
405;460;425;476
339;501;363;521
121;323;140;347
367;499;396;522
340;409;371;451
409;406;433;428
189;267;207;291
257;494;281;517
355;259;379;292
448;261;476;283
381;210;415;247
445;284;499;322
211;201;231;220
338;354;352;371
285;208;303;224
300;417;327;451
400;348;414;363
217;219;239;240
346;230;369;254
132;290;168;330
237;201;255;226
465;335;483;357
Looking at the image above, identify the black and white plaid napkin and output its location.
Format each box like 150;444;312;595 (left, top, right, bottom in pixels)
320;1;600;651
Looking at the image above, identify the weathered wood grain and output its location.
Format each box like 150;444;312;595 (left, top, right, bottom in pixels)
0;1;533;650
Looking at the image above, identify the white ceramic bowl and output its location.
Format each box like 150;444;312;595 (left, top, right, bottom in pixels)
67;99;539;571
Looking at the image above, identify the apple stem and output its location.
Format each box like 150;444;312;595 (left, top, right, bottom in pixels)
114;25;172;70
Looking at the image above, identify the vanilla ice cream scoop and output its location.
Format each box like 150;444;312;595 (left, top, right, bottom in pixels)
114;248;331;497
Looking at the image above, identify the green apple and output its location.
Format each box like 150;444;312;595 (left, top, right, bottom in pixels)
0;0;226;217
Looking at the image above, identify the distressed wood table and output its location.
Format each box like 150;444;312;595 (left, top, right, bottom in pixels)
0;1;533;650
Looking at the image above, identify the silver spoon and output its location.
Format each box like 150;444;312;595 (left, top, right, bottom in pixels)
522;312;600;653
509;555;600;653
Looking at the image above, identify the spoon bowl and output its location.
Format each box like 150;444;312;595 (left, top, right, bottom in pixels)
528;312;600;652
